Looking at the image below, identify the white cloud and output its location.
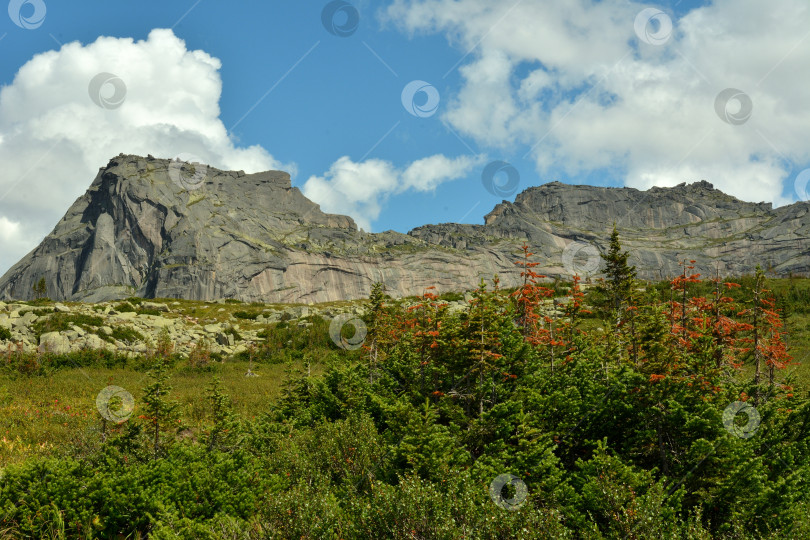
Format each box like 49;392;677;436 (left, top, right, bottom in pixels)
0;217;21;243
302;154;484;231
382;0;810;207
0;215;34;267
0;29;294;275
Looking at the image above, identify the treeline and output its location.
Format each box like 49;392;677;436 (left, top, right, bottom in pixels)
0;231;809;538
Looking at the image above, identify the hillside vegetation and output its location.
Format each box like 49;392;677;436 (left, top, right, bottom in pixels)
0;234;809;538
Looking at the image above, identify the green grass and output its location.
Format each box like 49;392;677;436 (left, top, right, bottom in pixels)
0;359;322;467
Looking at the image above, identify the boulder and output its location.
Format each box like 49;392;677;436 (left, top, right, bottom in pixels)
142;316;173;328
39;332;70;355
141;302;170;313
283;306;309;320
12;311;37;328
78;334;110;351
216;332;234;347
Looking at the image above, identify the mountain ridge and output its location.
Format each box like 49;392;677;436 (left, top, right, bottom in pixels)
1;154;808;302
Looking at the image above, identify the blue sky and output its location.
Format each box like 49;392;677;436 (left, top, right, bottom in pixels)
1;1;497;231
1;0;808;273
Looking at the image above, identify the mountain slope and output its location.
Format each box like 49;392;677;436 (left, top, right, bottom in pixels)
1;154;808;302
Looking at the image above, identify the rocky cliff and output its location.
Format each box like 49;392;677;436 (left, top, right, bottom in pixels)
1;154;808;302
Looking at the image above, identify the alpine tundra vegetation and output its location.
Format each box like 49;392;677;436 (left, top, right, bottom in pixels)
0;234;809;537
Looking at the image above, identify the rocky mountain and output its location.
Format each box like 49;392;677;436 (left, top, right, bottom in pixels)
1;154;808;303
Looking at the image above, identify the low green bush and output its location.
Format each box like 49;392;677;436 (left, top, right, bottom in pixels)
222;326;242;341
32;313;104;339
113;302;136;313
0;444;269;538
109;326;144;343
1;348;132;375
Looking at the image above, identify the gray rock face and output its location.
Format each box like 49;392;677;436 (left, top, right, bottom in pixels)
0;155;808;303
473;180;810;280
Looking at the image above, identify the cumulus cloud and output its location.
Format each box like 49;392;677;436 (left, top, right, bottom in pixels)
382;0;810;207
0;217;21;243
0;215;34;267
302;154;484;231
0;29;293;275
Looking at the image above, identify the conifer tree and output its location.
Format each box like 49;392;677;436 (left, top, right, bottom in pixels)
706;272;747;370
682;273;748;381
286;354;312;400
601;226;636;312
510;245;559;371
740;267;792;396
206;376;239;452
512;244;545;337
365;282;389;383
406;287;447;396
668;260;701;348
140;357;180;460
463;279;504;416
748;266;766;393
32;277;47;300
598;226;639;363
562;274;590;341
636;301;670;374
396;398;469;482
